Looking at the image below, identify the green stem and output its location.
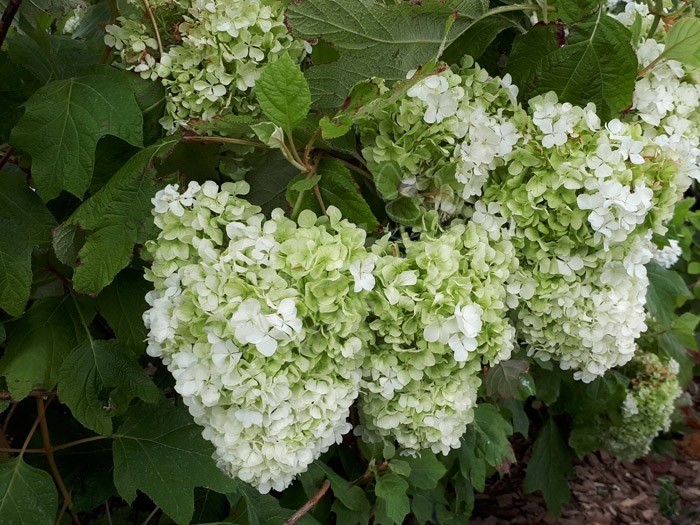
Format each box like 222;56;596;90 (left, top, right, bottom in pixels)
459;3;554;23
646;0;663;39
182;135;267;148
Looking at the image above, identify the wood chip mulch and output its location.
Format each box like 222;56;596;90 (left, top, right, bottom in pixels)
469;382;700;525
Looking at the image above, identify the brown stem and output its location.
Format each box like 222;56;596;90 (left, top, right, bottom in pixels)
36;398;80;524
352;460;389;486
283;479;330;525
182;135;267;149
0;146;15;171
0;389;54;401
0;447;45;454
2;402;18;433
18;398;52;457
303;129;321;167
140;0;163;57
0;0;22;50
52;435;108;452
312;184;327;215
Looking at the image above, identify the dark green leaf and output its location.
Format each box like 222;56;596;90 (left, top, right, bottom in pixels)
113;402;239;525
374;473;410;525
57;340;160;436
523;418;573;516
405;452;446;490
552;0;603;24
245;150;299;216
11;71;144;201
0;296;85;398
502;398;529;437
442;15;517;63
646;262;691;328
374;161;403;201
288;0;488;109
484;360;530;399
63;139;178;295
314;463;371;522
506;12;637;120
97;269;150;352
0;458;58;524
0;170;56;316
255;53;311;129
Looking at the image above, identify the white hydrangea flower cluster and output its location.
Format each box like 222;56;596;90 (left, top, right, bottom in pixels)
597;351;682;461
144;181;376;493
106;0;304;131
356;58;528;217
649;239;683;268
357;216;518;454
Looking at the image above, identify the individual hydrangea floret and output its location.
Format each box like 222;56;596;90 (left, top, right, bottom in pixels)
357;216;518;454
144;181;375;493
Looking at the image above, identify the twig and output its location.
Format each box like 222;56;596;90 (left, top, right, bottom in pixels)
182;135;267;148
52;435;108;452
105;501;113;525
37;398;80;524
2;402;18;433
140;0;163;57
303;129;321;167
352;460;390;486
0;0;22;50
0;446;45;454
0;389;54;401
313;184;327;214
19;401;50;457
56;497;70;525
0;146;15;171
141;506;160;525
283;479;331;525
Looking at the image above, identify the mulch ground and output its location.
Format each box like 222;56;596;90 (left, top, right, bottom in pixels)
470;382;700;525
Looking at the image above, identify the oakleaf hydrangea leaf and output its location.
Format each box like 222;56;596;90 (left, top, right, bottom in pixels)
61;138;178;295
0;458;58;525
113;401;239;525
0;170;56;317
374;473;410;525
57;340;161;436
10;70;143;201
0;296;85;399
506;11;637;120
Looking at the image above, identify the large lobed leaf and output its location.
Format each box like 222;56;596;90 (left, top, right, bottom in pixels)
112;401;239;525
0;170;56;317
10;70;144;201
0;458;58;525
287;0;488;109
57;138;179;295
506;9;637;121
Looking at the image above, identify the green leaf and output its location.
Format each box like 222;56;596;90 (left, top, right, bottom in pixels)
663;17;700;68
506;11;637;120
52;223;85;268
97;269;150;352
523;418;573;516
113;401;239;525
319;115;352;139
646;262;691;328
442;14;517;64
0;170;56;316
63;139;178;295
552;0;603;24
255;53;311;130
10;71;144;201
484;360;530;399
286;158;379;231
385;196;422;226
314;463;371;523
0;296;85;399
374;473;410;525
404;452;446;490
57;340;160;436
502;398;530;437
0;458;58;525
245;150;300;217
374;161;403;201
5;31;103;85
288;0;488;109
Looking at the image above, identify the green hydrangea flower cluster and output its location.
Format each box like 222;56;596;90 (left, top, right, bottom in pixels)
144;181;375;493
597;351;681;461
105;0;304;131
356;58;528;218
357;216;518;454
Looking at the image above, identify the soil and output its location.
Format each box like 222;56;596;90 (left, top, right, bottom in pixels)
470;383;700;525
